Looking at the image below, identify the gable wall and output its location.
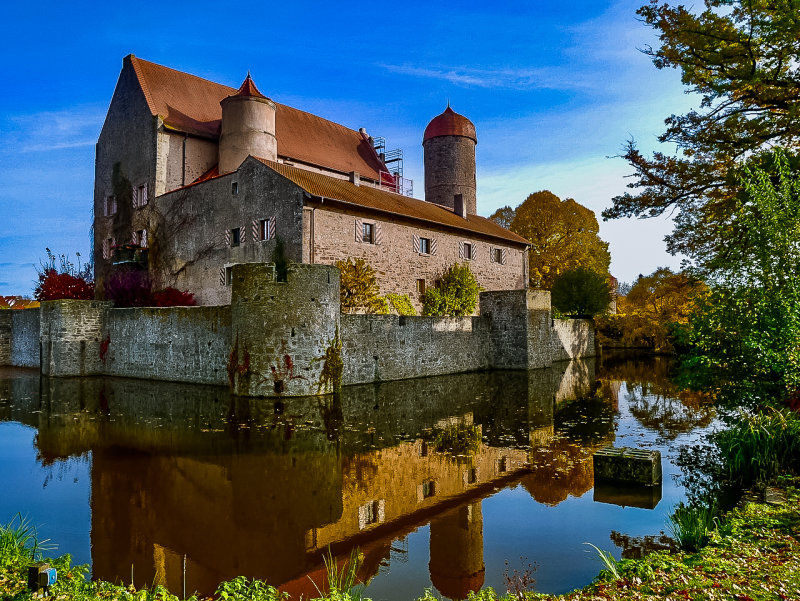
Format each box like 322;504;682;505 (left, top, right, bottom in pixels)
158;131;219;194
94;58;160;285
153;159;306;305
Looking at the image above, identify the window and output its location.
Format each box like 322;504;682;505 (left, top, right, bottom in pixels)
257;217;275;241
466;468;477;485
138;184;148;207
231;182;239;195
260;219;269;241
225;266;233;286
416;279;426;295
492;247;506;265
419;237;430;254
498;456;508;473
463;242;473;260
137;229;147;248
104;195;117;217
422;480;436;498
419;441;428;457
362;222;374;244
230;228;241;247
358;500;383;529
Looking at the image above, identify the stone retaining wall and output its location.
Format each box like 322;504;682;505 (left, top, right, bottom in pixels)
1;264;596;395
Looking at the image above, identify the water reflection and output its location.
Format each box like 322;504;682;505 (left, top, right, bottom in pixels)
0;355;716;599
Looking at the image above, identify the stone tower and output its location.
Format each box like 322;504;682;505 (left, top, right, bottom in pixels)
423;105;477;215
219;74;277;173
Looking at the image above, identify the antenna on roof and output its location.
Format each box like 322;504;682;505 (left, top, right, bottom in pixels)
447;98;451;108
246;69;251;79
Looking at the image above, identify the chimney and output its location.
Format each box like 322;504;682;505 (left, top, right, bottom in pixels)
350;171;360;186
454;194;467;219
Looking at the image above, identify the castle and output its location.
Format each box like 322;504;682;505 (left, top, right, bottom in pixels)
94;55;529;307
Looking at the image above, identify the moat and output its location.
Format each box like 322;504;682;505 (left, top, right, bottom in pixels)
0;354;715;599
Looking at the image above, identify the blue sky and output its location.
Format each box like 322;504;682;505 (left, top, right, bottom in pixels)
0;0;696;295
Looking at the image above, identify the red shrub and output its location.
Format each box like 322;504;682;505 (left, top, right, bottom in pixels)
152;288;197;307
34;269;95;301
104;270;152;307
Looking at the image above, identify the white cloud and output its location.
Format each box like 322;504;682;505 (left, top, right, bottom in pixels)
3;105;105;153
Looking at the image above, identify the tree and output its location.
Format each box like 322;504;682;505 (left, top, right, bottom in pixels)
604;0;800;261
597;267;707;351
421;263;482;317
336;258;387;314
490;191;610;289
681;150;800;407
550;267;611;318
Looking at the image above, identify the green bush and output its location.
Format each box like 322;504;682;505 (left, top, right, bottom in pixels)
421;263;481;317
550;267;611;318
386;293;417;316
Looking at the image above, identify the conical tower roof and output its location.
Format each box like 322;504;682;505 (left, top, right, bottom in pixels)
423;105;477;143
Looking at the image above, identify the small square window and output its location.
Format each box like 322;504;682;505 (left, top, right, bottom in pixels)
464;242;473;260
231;228;241;247
419;237;431;254
231;182;239;195
363;222;374;244
493;248;503;264
225;266;233;286
416;279;426;295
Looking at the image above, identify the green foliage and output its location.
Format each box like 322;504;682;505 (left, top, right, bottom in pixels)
713;408;800;487
668;502;717;552
421;263;481;317
0;514;54;568
583;543;620;581
550;268;611;318
216;576;288;601
312;547;368;601
604;0;800;261
318;328;344;394
336;258;385;314
272;237;289;283
386;293;417;316
490;191;610;289
679;150;800;406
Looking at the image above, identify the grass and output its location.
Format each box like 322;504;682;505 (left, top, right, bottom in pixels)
668;501;718;552
713;407;800;486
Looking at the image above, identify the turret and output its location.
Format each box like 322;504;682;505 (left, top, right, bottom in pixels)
423;105;477;215
218;74;277;173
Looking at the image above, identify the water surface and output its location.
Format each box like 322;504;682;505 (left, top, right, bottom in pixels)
0;355;715;599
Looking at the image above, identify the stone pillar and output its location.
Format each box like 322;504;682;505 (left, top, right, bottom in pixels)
229;263;340;397
0;311;11;366
429;502;485;600
480;289;553;370
39;300;111;377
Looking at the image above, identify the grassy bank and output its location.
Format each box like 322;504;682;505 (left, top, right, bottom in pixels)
2;481;799;601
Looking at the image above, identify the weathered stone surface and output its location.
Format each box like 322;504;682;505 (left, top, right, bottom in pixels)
10;308;40;367
3;264;597;396
104;305;231;385
593;446;662;486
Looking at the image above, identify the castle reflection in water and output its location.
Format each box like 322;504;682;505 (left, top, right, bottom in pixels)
0;355;714;599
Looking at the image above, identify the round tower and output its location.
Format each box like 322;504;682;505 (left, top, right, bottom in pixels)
423;105;477;215
429;502;485;600
219;74;277;173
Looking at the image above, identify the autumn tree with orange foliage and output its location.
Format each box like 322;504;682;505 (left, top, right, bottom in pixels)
597;267;706;352
490;191;611;289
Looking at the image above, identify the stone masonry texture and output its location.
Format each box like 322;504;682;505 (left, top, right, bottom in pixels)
4;264;595;396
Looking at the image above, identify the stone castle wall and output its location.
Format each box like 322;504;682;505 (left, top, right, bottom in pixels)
1;264;595;395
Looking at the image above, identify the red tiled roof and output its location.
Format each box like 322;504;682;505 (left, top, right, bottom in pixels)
424;106;477;143
255;158;530;246
232;74;266;98
127;55;387;179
